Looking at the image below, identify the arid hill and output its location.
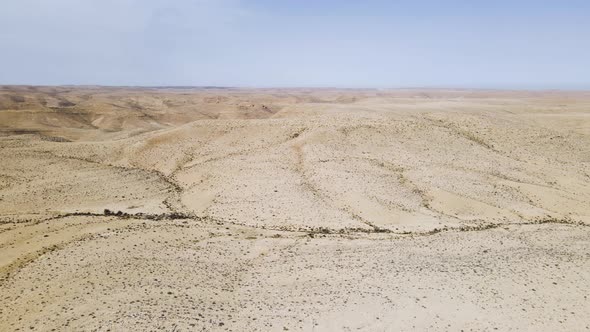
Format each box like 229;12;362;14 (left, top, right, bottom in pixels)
1;86;589;331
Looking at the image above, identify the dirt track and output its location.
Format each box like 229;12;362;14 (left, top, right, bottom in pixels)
1;86;589;331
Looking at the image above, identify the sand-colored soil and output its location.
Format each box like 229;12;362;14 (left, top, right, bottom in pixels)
0;86;589;331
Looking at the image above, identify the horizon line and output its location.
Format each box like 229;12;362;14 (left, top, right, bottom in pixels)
2;84;590;92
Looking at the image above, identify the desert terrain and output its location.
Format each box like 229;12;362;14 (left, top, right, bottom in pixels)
0;86;589;331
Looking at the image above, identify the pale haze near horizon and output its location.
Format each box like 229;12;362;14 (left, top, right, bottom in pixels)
1;0;589;89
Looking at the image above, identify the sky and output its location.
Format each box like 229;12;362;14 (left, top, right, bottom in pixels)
1;0;589;88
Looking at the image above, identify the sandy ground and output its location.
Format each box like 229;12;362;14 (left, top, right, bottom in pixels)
0;86;589;331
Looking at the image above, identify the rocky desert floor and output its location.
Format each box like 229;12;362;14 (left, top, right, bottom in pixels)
0;86;589;331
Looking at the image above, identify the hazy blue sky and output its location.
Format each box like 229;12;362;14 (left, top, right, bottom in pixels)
1;0;589;88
